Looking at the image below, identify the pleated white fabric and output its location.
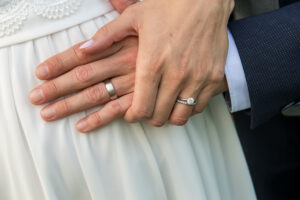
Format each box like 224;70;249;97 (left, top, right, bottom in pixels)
0;2;256;200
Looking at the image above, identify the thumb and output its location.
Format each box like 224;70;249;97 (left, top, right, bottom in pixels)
109;0;138;13
79;10;137;54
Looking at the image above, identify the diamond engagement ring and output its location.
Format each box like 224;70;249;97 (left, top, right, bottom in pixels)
176;97;197;106
104;80;117;100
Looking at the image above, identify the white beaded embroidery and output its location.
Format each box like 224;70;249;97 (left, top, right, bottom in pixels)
0;0;83;37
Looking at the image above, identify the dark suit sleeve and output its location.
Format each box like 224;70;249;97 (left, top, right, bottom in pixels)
228;2;300;128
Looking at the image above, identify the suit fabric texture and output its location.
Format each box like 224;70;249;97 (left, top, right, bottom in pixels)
229;0;300;199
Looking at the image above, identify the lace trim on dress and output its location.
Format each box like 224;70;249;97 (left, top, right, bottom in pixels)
0;0;83;38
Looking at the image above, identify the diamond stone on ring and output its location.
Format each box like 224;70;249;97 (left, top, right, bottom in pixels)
176;97;197;106
104;80;117;100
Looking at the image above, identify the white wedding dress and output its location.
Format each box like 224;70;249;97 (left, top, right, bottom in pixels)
0;0;256;199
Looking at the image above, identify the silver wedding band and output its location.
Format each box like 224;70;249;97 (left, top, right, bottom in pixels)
104;80;117;100
176;97;197;106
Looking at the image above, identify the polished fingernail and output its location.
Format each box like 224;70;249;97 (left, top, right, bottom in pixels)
76;120;88;132
79;40;94;49
41;107;56;120
30;89;44;104
36;65;49;79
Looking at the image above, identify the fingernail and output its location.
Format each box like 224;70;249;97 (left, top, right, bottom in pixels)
41;107;56;120
76;119;88;132
36;65;49;79
30;89;44;104
79;40;94;49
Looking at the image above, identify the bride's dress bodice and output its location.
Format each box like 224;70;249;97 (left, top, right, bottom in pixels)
0;0;113;47
0;0;83;37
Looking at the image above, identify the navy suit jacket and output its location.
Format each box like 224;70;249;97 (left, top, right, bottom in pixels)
228;1;300;199
228;0;300;128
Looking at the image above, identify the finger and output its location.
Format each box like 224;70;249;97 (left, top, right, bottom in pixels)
147;71;182;127
36;40;123;80
40;74;134;121
123;32;165;122
124;60;162;122
110;0;138;13
192;85;216;115
191;77;227;116
30;54;128;105
79;6;138;54
169;82;203;126
76;93;133;133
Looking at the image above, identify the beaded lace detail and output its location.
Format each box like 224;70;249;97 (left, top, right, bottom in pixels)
0;0;83;37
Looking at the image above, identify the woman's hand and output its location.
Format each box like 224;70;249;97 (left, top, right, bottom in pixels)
80;0;233;126
30;37;138;132
30;0;233;132
29;35;227;133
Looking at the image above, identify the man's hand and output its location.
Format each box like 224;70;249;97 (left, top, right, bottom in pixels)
30;37;138;132
29;35;227;133
80;0;233;127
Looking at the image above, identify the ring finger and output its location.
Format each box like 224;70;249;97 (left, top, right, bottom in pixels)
40;73;134;121
169;82;203;125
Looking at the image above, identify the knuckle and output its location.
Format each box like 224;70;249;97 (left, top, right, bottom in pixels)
72;45;86;61
210;70;224;84
125;48;138;63
109;101;123;115
99;25;111;38
85;84;105;103
169;69;187;84
44;55;62;73
178;56;189;72
176;54;190;73
91;112;103;126
192;70;206;84
149;63;164;74
149;119;165;127
142;53;166;75
74;64;94;83
44;80;58;95
133;107;152;119
60;98;71;113
169;116;188;126
169;61;190;84
118;49;138;67
126;62;136;73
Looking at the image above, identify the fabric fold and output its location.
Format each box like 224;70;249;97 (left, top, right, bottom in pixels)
0;1;256;199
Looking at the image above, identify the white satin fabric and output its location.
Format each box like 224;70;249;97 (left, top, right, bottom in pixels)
0;0;256;199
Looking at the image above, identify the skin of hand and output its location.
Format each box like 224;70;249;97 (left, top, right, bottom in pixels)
30;0;233;132
78;0;234;127
109;0;138;13
29;36;227;133
30;37;138;132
